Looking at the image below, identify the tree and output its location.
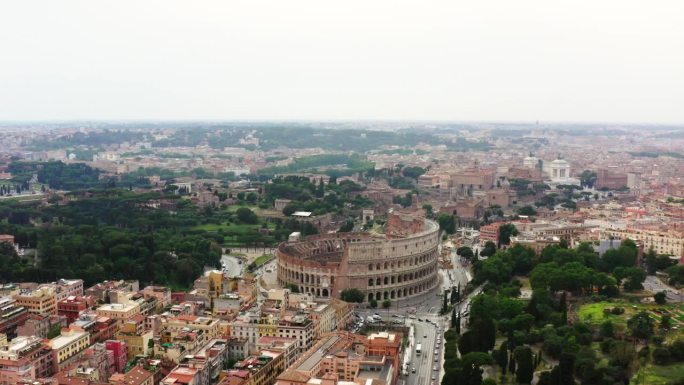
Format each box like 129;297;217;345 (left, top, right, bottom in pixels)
558;352;575;385
653;347;671;365
441;290;449;314
402;166;425;179
661;314;672;330
437;213;456;234
498;224;519;246
669;339;684;361
236;207;258;224
600;320;614;338
459;331;477;355
340;288;364;303
282;203;297;216
470;317;496;352
493;343;508;377
451;284;461;304
286;284;300;293
369;299;378;308
382;299;391;309
517;205;538;216
614;267;646;291
338;220;354;232
628;311;654;340
514;346;534;384
457;246;475;261
655;291;667;305
645;247;658;274
245;192;258;203
480;241;497;257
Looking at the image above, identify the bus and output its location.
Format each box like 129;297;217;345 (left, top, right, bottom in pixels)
416;343;422;355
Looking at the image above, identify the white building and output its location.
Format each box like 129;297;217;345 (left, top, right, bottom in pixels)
545;158;572;182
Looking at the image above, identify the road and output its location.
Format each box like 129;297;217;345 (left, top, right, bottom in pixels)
220;254;244;278
406;318;441;385
643;275;684;303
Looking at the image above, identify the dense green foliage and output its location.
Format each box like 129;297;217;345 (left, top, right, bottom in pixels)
265;176;370;216
340;288;365;303
442;238;655;385
259;154;374;177
0;191;225;288
9;161;102;189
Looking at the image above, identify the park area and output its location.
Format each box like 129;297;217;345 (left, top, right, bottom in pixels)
578;301;684;384
578;300;684;332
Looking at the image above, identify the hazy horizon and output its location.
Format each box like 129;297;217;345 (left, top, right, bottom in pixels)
1;0;683;124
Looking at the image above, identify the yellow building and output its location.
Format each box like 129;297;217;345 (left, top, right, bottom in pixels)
95;301;141;324
13;287;57;316
207;270;224;297
604;228;684;257
49;328;90;369
116;318;153;360
161;315;221;340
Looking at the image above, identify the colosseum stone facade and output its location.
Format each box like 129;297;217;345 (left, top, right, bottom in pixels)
276;213;440;303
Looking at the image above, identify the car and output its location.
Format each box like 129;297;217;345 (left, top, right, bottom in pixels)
374;312;380;316
417;318;423;322
434;357;439;362
411;367;416;373
393;320;402;324
409;315;416;319
392;314;400;318
424;334;428;338
433;365;438;371
432;374;436;380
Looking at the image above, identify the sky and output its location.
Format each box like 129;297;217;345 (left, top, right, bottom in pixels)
0;0;683;124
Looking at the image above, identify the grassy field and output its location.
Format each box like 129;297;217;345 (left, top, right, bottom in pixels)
253;254;273;267
578;300;684;343
633;362;684;385
578;302;636;325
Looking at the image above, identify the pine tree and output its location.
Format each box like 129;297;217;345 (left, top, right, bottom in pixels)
509;351;516;375
514;346;534;384
494;343;508;377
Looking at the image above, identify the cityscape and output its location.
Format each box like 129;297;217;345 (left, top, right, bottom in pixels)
0;123;683;385
1;1;684;385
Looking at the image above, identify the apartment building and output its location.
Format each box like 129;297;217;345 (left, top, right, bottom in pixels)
0;296;29;340
275;331;402;385
115;317;153;360
95;301;141;324
603;227;684;258
13;287;57;316
0;336;54;382
49;328;91;371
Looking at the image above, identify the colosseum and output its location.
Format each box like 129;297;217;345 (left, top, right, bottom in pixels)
276;211;440;303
